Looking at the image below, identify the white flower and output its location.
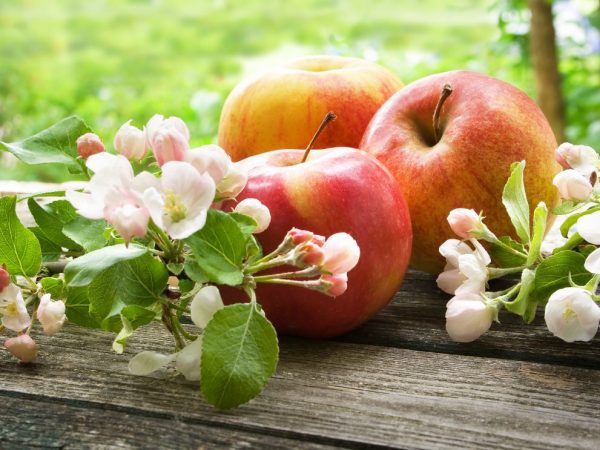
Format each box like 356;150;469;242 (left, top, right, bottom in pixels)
216;163;248;199
437;239;490;295
321;233;360;275
445;294;494;343
577;210;600;245
36;294;66;336
190;286;225;329
544;287;600;342
114;120;147;161
145;114;190;144
234;198;271;233
555;143;599;177
0;284;31;332
447;208;481;239
552;169;594;201
584;248;600;274
142;161;216;239
186;145;231;184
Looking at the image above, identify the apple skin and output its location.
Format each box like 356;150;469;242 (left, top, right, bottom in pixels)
222;148;412;338
218;55;403;161
360;70;561;274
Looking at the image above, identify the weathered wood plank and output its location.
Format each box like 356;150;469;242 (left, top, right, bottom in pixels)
1;324;599;449
338;271;600;369
0;394;334;450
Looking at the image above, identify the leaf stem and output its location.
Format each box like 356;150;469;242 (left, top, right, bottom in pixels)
245;255;292;274
253;267;320;282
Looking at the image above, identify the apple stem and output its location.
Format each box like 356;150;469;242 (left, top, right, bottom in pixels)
432;84;453;143
301;111;337;163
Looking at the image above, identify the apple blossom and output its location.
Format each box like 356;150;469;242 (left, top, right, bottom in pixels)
0;284;31;332
445;294;494;342
552;169;594;202
577;211;600;245
4;334;38;363
437;239;490;295
294;242;325;267
545;287;600;342
585;248;600;274
319;273;348;297
36;294;66;336
114;120;147;161
142;161;216;239
145;114;190;144
186;145;230;184
447;208;482;239
190;286;225;329
76;132;105;159
0;267;9;292
216;164;248;199
555;142;599;176
234;198;271;233
321;233;360;274
103;187;150;242
151;127;189;167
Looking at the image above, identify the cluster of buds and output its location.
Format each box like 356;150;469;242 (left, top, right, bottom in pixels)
0;267;66;363
248;228;360;297
553;143;599;202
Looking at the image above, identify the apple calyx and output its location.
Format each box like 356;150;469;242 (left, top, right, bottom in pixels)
301;111;337;163
432;83;453;144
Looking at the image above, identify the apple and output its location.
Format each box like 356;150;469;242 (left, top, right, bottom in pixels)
223;146;412;338
218;55;403;161
360;70;561;274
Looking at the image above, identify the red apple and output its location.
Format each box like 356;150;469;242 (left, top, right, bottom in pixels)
224;148;412;338
218;55;403;161
360;70;561;273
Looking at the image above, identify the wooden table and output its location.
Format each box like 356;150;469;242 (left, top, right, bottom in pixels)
1;183;599;449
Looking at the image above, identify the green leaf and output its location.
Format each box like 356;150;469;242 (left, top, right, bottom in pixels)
201;303;279;409
41;277;65;299
167;262;184;275
230;212;258;235
531;251;593;304
27;198;82;250
184;210;247;286
551;232;584;254
113;316;134;354
65;287;102;329
110;306;156;353
88;252;168;322
63;216;108;252
184;257;210;283
526;202;548;266
490;236;527;268
504;269;536;319
0;116;91;166
64;244;148;287
0;196;42;277
502;161;530;244
29;227;62;262
552;201;585;216
559;206;600;238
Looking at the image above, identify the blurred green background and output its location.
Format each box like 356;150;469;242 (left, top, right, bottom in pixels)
1;0;598;182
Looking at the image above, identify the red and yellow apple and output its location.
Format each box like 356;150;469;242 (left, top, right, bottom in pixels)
218;55;403;161
223;148;412;338
360;70;561;273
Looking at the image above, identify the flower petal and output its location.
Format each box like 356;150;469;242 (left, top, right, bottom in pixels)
190;286;225;329
584;248;600;274
175;337;203;381
128;351;175;376
578;211;600;245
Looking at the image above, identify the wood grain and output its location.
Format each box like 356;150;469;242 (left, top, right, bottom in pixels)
1;324;599;449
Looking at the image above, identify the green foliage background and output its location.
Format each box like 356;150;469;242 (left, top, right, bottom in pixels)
0;0;598;182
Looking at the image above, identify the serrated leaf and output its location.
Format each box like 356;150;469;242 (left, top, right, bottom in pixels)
526;202;548;266
27;198;82;250
201;303;278;409
552;201;584;215
0;196;42;276
531;251;593;304
63;216;108;252
502;161;530;244
0;116;91;167
559;206;600;238
65;287;102;329
29;227;62;262
110;306;156;354
64;244;148;287
184;210;247;286
184;257;209;283
230;212;258;235
41;277;65;299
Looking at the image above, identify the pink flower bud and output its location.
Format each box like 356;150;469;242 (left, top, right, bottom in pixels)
76;133;105;159
4;334;38;363
289;228;314;245
151;127;189;167
552;169;594;201
36;294;66;336
234;198;271;233
312;234;326;247
145;114;190;145
447;208;481;239
295;242;325;267
321;233;360;275
114;120;147;161
0;267;9;292
555;143;599;171
319;273;348;297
